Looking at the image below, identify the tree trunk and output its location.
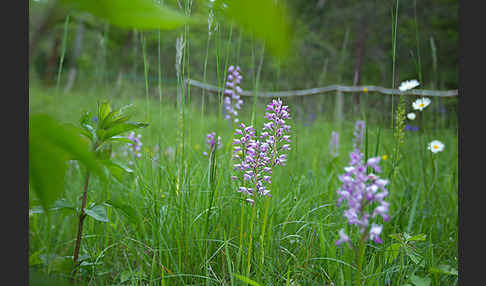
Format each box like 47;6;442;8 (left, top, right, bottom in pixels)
64;19;85;93
44;32;62;86
116;31;134;91
352;17;368;115
29;0;59;60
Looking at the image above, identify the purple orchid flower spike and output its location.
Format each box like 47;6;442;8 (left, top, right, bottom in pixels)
231;98;291;204
223;65;244;123
335;120;390;247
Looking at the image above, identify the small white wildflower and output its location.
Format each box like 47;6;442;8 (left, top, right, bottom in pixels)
427;140;445;153
412;97;431;111
399;79;420;91
407;113;416;120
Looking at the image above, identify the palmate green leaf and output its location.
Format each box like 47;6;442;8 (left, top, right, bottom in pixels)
218;0;293;59
29;114;106;210
61;0;196;30
84;204;109;222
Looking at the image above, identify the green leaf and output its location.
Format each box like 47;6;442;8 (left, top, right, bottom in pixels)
403;232;412;241
61;0;195;30
384;243;402;264
29;250;43;267
100;104;135;130
218;0;293;59
29;268;78;286
30;115;106;201
97;101;112;124
408;233;427;242
233;274;262;286
405;246;425;266
105;199;138;224
106;136;134;144
29;132;69;211
80;119;97;142
429;264;458;276
80;260;103;267
94;143;112;160
50;199;77;214
102;122;149;141
102;159;134;182
389;233;404;242
409;274;432;286
84;204;109;222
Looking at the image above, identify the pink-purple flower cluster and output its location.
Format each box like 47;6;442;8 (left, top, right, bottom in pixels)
126;132;143;165
223;65;244;123
203;132;222;156
335;121;389;247
231;98;291;204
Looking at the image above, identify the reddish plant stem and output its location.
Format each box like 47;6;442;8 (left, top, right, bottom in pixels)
72;171;91;279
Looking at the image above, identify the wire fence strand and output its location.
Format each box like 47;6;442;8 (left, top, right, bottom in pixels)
186;79;458;98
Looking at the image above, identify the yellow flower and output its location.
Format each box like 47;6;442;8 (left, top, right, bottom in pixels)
381;155;388;161
363;87;368;93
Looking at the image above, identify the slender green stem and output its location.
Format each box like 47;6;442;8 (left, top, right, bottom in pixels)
246;203;257;280
56;14;70;95
391;0;399;130
258;197;271;281
355;233;367;286
142;33;150;122
201;27;212;118
237;199;245;273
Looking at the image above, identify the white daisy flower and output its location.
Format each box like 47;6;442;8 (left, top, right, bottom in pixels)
399;79;420;91
428;140;445;153
407;113;416;120
412;97;431;111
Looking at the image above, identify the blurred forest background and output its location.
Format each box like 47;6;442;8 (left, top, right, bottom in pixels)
29;0;458;125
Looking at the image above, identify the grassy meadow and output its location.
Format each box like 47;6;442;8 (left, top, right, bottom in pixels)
29;79;458;285
29;1;458;285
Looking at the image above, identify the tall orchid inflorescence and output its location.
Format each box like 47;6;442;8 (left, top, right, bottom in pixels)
224;65;244;123
353;120;366;149
335;120;390;247
232;98;291;204
203;132;222;156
